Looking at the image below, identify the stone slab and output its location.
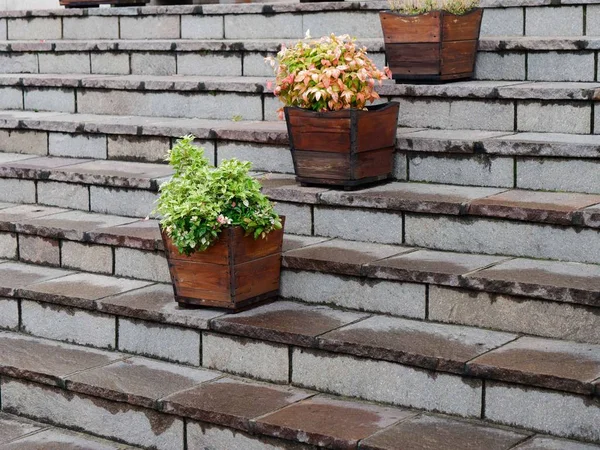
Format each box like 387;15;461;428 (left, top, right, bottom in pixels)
0;261;72;297
114;247;170;283
0;298;18;330
90;186;158;218
60;241;113;274
484;131;600;158
3;428;137;449
282;235;331;253
0;414;46;445
18;235;60;266
86;219;162;251
517;158;600;194
396;129;510;154
513;436;600;450
259;174;327;205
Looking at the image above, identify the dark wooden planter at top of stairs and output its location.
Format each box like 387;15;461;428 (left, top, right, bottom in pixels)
380;8;483;83
284;102;400;190
161;219;284;312
60;0;149;7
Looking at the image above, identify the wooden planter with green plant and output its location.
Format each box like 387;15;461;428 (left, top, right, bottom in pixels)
156;136;284;312
380;0;482;82
267;33;400;189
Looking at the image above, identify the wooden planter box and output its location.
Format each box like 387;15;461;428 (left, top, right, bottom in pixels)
161;219;284;312
379;9;483;83
60;0;149;7
284;102;400;189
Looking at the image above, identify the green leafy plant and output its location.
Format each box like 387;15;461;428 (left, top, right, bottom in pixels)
155;135;282;255
388;0;478;15
266;33;391;115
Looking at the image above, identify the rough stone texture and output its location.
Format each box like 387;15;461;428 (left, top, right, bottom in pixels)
107;135;171;163
282;235;331;252
161;377;313;431
480;8;524;36
131;53;176;76
273;202;312;235
48;132;107;159
178;52;242;77
114;247;170;282
0;179;36;203
0;53;38;75
38;53;91;75
517;158;600;194
21;300;116;349
259;174;325;204
24;88;75;114
1;379;184;450
118;317;201;365
393;152;408;180
225;14;302;39
404;214;600;265
244;53;278;77
525;6;583;36
588;5;600;36
485;381;600;443
0;414;46;445
429;286;600;344
202;333;289;383
90;186;158;218
181;15;224;39
63;16;119;40
281;270;426;318
86;219;161;251
218;142;294;173
581;204;600;228
475;53;526;81
303;12;383;39
360;414;529;450
66;357;219;409
255;396;412;448
517;102;590;134
468;336;600;394
0;232;15;258
61;241;113;274
18;235;60;266
7;18;61;40
2;427;137;449
0;87;22;109
0;261;72;296
120;15;180;39
0;130;47;155
37;181;90;210
314;206;402;244
91;53;131;75
0;18;5;40
408;154;514;187
0;298;18;330
513;436;600;450
292;348;482;417
528;52;595;82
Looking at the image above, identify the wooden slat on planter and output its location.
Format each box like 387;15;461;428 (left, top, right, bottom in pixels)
385;43;440;75
441;40;478;75
380;11;441;44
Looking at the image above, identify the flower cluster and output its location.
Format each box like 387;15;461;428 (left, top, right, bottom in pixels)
155;135;282;255
266;33;391;114
388;0;478;15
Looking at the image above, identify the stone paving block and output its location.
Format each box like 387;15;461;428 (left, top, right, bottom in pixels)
48;132;107;159
161;377;313;432
429;286;600;344
0;297;18;330
8;18;61;40
255;396;412;448
91;52;131;75
259;174;325;204
0;179;36;203
475;53;526;81
396;128;508;154
21;300;116;349
485;381;600;443
265;95;283;121
1;379;184;450
528;52;595;82
225;14;302;39
118;317;201;365
580;204;600;228
0;233;19;259
404;214;600;265
518;101;590;134
0;18;6;40
525;6;583;36
61;241;113;274
202;333;289;383
282;235;330;252
480;8;524;36
408;154;514;187
513;436;600;450
18;235;60;266
393;152;408;180
292;348;482;417
86;219;161;251
38;53;91;75
178;52;242;76
181;15;224;39
244;52;277;77
0;130;47;155
0;413;46;445
281;270;426;318
314;206;402;244
131;53;176;76
360;414;529;450
0;87;22;109
588;5;600;36
24;88;76;114
0;261;72;296
107;135;171;163
273;202;312;235
63;16;119;40
37;180;90;210
218;142;294;173
303;11;383;39
90;186;158;218
114;247;170;282
2;427;137;449
120;15;180;39
0;53;38;74
66;357;219;409
517;158;600;194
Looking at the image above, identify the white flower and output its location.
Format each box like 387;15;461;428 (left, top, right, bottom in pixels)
305;29;311;39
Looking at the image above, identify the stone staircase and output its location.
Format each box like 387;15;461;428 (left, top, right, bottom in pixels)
0;1;600;449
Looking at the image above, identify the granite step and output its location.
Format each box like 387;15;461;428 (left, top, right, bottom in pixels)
3;331;599;450
0;74;599;134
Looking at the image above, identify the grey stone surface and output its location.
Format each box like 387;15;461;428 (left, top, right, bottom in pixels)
0;130;47;155
3;427;138;449
281;270;426;318
38;53;91;75
0;53;38;74
1;379;184;450
513;436;600;450
181;15;224;39
588;6;600;36
90;186;158;218
0;298;18;330
519;101;590;134
7;18;61;40
131;53;176;76
37;180;90;210
292;348;482;417
480;8;524;36
405;214;600;264
225;14;302;39
264;95;283;121
202;333;289;383
119;317;201;365
525;6;583;36
178;52;242;76
485;382;600;442
49;132;107;159
528;52;595;82
21;300;116;349
63;16;119;40
0;233;18;259
429;286;600;344
0;87;22;109
314;206;402;244
120;15;180;39
0;179;36;203
475;53;526;81
303;12;383;39
24;88;75;114
486;132;600;158
393;152;408;180
0;18;5;40
218;142;293;173
107;135;171;163
517;158;600;194
61;241;113;274
273;202;312;235
408;154;514;188
114;247;170;283
19;235;60;266
245;52;278;77
91;53;130;75
581;204;600;228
